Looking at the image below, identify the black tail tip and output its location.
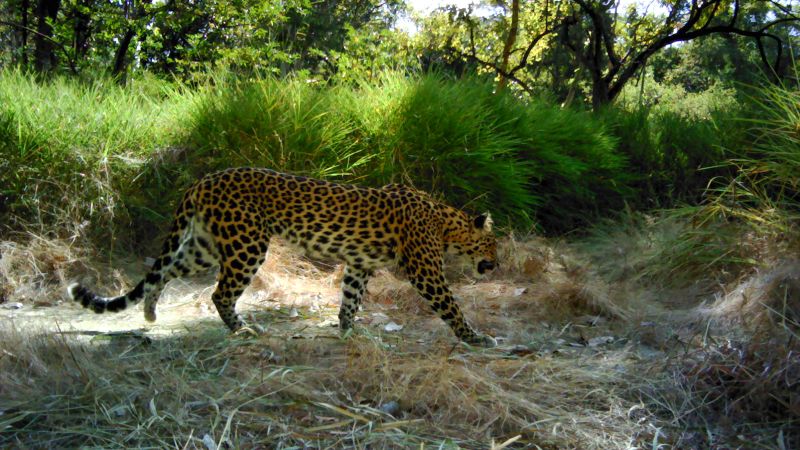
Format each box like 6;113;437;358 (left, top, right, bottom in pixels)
67;282;84;301
68;282;97;310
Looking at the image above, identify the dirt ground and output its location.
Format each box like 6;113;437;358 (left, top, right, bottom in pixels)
1;237;787;449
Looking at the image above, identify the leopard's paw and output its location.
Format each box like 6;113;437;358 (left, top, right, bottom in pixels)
464;333;497;348
233;324;263;338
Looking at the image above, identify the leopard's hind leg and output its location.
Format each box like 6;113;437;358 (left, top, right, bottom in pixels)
205;212;270;332
142;218;220;322
338;265;371;333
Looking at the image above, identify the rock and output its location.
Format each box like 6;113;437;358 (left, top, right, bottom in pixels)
379;400;400;416
587;336;615;347
1;302;22;310
202;433;216;450
384;322;403;332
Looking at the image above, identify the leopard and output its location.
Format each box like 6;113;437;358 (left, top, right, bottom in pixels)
68;167;498;346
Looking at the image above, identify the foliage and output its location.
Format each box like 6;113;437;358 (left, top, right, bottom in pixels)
0;69;180;243
172;72;637;232
0;0;406;79
671;68;800;238
412;0;800;107
580;68;800;293
1;0;797;109
601;79;743;208
0;68;669;246
651;35;766;93
329;24;417;83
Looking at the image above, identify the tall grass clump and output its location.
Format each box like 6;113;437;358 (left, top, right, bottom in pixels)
726;78;800;219
182;75;368;177
3;69;638;244
578;208;760;291
0;70;182;243
601;81;742;209
178;72;629;231
583;76;800;291
512;101;627;231
178;74;542;228
653;76;800;281
367;74;631;232
364;75;540;228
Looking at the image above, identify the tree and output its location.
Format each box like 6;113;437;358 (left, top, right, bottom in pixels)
568;0;800;107
0;0;407;78
497;0;520;90
414;1;579;98
0;0;30;67
416;0;800;107
33;0;60;71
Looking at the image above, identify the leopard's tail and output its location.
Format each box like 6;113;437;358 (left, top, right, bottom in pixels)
67;279;147;314
68;188;200;319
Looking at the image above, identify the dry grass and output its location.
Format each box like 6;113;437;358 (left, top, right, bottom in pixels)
0;322;655;449
1;232;798;448
635;323;800;448
0;237;663;449
700;260;800;333
0;235;95;306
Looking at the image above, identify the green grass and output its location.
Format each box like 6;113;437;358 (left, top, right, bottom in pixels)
577;208;760;290
0;70;182;244
0;68;756;248
598;103;741;210
1;70;642;245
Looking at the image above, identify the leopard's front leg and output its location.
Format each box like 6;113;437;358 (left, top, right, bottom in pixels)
401;239;496;347
410;270;496;346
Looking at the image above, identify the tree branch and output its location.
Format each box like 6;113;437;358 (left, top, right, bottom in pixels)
0;19;78;73
447;45;534;96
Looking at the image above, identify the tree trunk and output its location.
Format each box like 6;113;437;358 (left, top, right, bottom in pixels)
72;0;91;59
111;28;135;79
21;0;29;66
497;0;520;91
33;0;60;72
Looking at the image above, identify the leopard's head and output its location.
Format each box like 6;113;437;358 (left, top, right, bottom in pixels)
445;211;498;276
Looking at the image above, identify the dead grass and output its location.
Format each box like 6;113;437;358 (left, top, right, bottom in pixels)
0;235;95;306
637;330;800;449
1;228;798;448
700;259;800;333
0;236;665;449
0;323;654;449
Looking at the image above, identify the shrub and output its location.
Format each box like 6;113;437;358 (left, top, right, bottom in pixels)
0;70;180;245
1;70;656;245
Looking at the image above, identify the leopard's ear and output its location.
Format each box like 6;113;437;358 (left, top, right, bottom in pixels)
473;213;493;232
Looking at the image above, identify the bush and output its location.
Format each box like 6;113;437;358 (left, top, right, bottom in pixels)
175;73;628;232
599;92;742;209
1;69;677;246
0;70;180;245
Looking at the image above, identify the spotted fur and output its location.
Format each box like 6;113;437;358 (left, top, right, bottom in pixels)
68;168;498;345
